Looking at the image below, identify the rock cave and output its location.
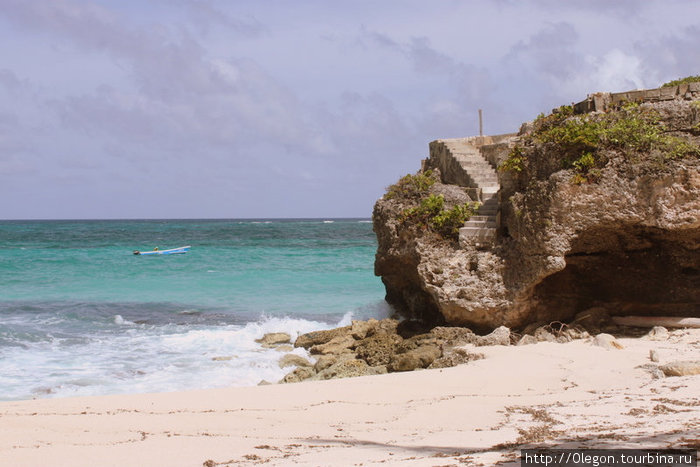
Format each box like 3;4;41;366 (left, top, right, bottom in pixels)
528;224;700;324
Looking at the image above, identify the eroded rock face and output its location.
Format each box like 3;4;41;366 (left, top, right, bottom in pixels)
503;163;700;326
374;99;700;330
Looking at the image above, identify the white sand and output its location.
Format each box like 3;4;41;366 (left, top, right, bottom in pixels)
1;329;698;466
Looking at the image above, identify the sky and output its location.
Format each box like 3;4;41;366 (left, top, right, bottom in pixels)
1;0;699;219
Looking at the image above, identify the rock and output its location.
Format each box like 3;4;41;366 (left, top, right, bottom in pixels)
255;332;291;346
396;320;432;338
556;334;572;343
351;320;373;340
313;354;335;372
278;354;312;369
295;326;352;349
257;380;272;386
517;335;538;346
211;356;234;361
309;334;356;355
389;345;441;372
370;365;388;375
429;326;479;346
313;359;376;380
429;347;484;369
636;364;665;379
646;326;670;341
560;327;590;341
313;354;352;372
373;318;400;335
533;327;557;342
373;96;700;330
593;333;624;350
279;366;316;384
274;345;294;352
649;350;660;363
659;360;700;377
396;334;438;353
354;333;403;367
475;326;511;346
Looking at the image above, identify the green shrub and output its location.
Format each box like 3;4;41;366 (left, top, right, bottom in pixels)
501;102;700;183
399;193;478;240
499;146;525;173
385;170;436;199
661;75;700;88
431;202;479;238
400;193;445;224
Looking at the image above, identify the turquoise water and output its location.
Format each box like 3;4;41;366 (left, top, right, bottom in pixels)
0;219;389;400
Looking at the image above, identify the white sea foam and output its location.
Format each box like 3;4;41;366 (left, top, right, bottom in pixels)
177;309;201;315
336;310;354;327
113;315;135;325
0;314;352;401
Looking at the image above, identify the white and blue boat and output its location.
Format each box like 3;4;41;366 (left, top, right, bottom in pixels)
133;246;190;256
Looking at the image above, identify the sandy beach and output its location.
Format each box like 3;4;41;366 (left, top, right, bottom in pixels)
1;328;698;467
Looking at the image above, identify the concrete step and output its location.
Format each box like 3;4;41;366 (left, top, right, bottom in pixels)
456;161;493;170
438;137;503;250
455;157;490;164
456;162;492;171
459;227;496;240
471;212;497;218
468;215;493;222
464;167;497;175
470;177;499;186
469;172;498;179
463;220;497;229
444;141;477;151
453;154;482;161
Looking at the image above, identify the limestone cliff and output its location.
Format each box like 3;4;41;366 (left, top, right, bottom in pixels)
373;85;700;331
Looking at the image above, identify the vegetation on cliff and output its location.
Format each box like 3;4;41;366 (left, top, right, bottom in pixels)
662;75;700;88
385;170;437;200
500;101;700;184
384;170;478;240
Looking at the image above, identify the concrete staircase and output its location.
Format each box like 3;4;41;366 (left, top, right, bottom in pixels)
433;138;501;247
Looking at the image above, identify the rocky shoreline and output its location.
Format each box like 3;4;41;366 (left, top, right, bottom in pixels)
256;309;700;385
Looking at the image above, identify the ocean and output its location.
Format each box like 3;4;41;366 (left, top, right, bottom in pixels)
0;219;389;400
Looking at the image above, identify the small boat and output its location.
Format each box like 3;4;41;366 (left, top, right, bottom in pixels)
133;246;191;256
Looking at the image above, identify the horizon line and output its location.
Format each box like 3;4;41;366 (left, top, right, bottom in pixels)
0;216;373;222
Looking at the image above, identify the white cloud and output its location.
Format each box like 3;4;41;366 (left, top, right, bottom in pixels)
586;49;647;92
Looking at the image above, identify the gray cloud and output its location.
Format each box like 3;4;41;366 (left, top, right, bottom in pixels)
1;0;700;219
176;0;265;38
635;25;700;86
504;22;582;82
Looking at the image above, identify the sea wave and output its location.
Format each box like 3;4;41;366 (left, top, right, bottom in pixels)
0;310;378;401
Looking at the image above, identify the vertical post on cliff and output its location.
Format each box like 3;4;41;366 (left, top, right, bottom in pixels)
478;109;483;144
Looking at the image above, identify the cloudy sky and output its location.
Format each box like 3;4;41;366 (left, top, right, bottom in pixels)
1;0;699;219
